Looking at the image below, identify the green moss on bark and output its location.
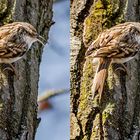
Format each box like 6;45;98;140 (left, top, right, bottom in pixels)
79;59;93;110
0;0;8;15
83;0;124;46
80;0;127;139
0;0;17;24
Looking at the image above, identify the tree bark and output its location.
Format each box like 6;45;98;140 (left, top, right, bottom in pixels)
70;0;140;140
0;0;53;139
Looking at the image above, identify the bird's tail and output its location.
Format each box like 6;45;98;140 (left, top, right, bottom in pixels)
92;58;111;100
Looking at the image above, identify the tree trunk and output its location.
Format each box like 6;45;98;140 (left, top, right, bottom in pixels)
70;0;140;140
0;0;53;139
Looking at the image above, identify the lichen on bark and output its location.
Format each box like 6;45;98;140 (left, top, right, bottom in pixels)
71;0;140;140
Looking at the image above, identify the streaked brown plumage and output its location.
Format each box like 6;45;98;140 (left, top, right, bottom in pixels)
0;22;44;64
85;22;140;100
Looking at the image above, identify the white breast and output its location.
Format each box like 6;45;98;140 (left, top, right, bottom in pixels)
135;35;140;44
112;57;134;64
0;57;22;63
24;36;37;49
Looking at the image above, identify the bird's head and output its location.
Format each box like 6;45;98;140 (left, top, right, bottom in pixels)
18;22;46;46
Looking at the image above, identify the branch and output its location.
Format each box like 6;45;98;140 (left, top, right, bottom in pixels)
38;89;69;111
38;89;69;102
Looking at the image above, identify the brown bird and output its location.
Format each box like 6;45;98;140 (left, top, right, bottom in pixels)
85;22;140;100
0;22;45;73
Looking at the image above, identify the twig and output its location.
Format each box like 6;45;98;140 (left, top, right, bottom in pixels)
37;89;69;102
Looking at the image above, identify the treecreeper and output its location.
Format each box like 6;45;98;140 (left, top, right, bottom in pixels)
0;22;45;74
86;22;140;101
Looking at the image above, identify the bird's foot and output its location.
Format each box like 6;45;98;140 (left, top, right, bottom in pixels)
2;63;19;79
112;63;131;80
113;63;129;75
116;63;129;75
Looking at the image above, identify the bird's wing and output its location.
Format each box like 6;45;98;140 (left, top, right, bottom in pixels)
86;23;140;58
0;23;23;40
0;41;28;58
0;23;28;59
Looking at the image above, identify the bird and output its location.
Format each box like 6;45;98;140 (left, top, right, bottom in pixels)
85;22;140;100
0;22;45;74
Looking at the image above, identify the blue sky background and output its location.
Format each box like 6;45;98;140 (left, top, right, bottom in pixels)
35;1;70;140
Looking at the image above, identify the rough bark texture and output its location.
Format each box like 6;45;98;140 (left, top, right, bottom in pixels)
70;0;140;140
0;0;53;139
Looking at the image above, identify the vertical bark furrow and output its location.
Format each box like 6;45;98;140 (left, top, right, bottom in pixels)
17;54;32;139
71;0;94;116
6;73;15;138
71;1;95;139
0;0;53;139
85;107;100;139
71;0;140;139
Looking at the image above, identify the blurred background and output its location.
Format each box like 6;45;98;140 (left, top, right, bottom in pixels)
35;0;69;140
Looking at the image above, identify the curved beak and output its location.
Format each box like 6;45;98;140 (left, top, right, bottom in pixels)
36;34;46;46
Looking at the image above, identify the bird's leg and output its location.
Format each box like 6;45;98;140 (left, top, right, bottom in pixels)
120;63;129;75
115;63;129;75
112;63;128;75
3;63;18;78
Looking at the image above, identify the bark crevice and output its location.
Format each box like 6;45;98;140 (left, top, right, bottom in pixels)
71;0;140;139
0;0;53;139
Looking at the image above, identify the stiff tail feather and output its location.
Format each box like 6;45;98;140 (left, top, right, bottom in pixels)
92;58;111;100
